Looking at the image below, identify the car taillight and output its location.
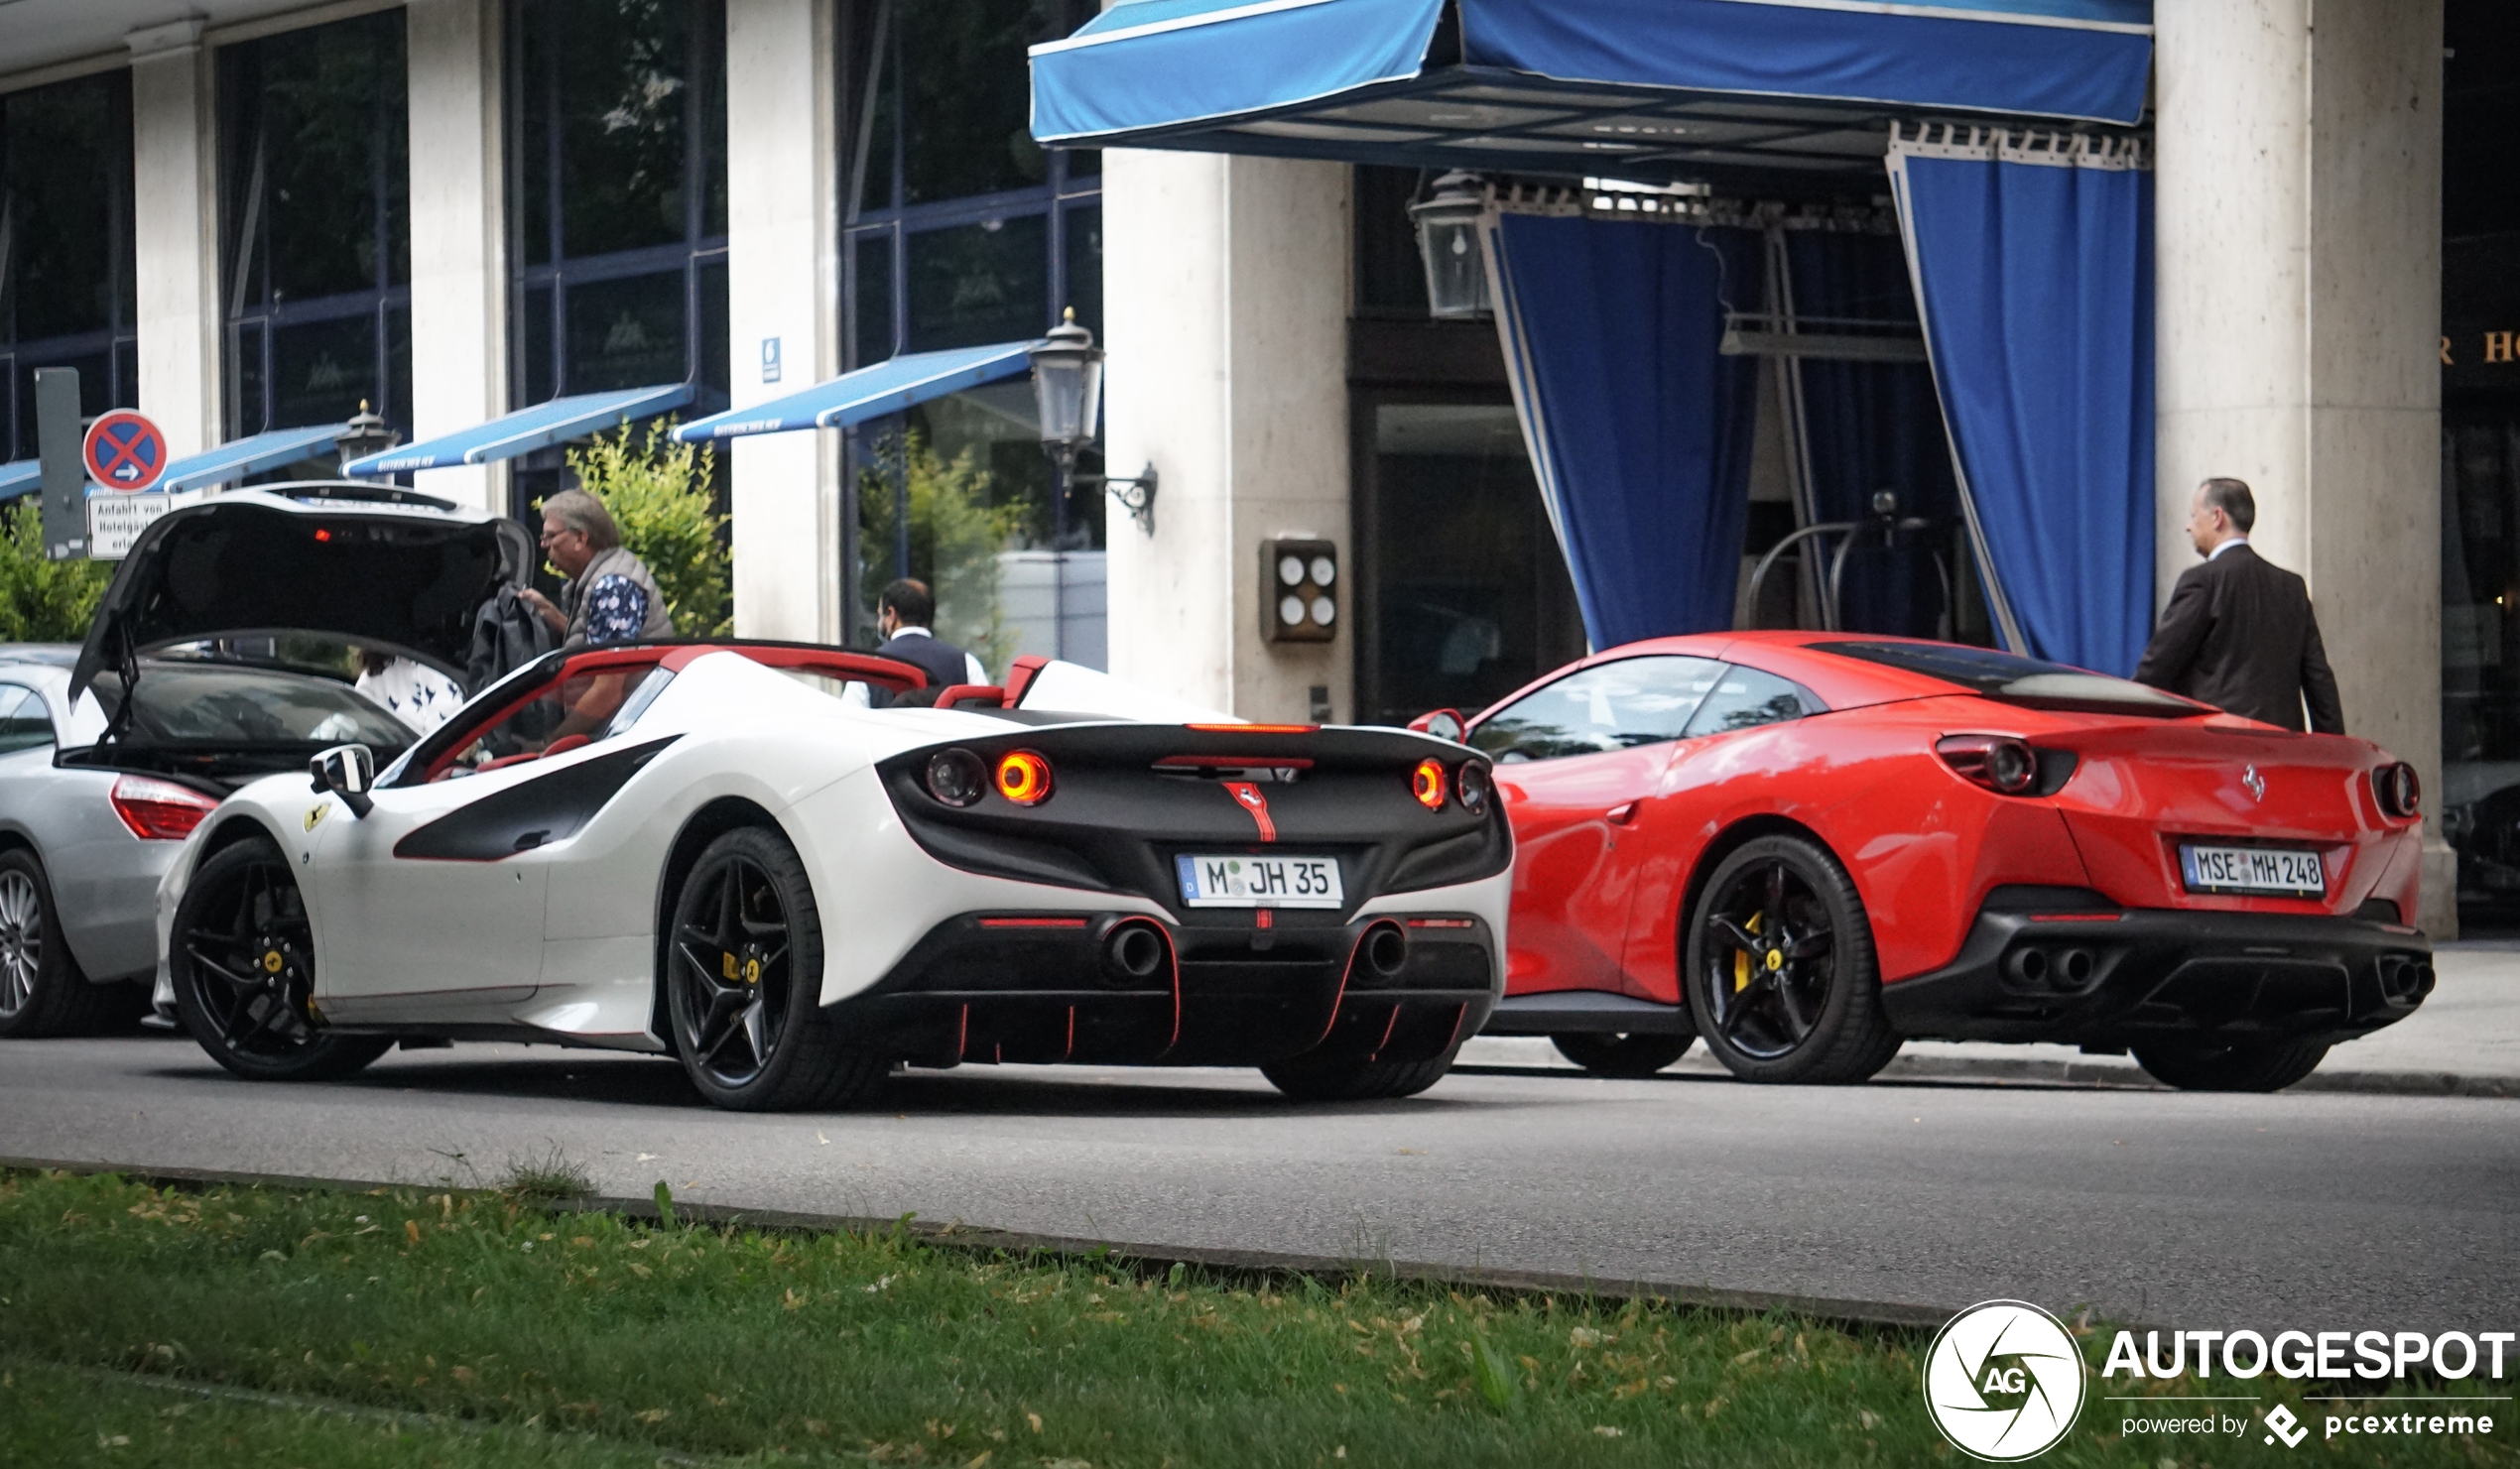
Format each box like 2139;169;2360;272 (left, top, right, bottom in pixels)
1456;760;1491;814
1937;735;2040;796
110;775;218;840
1411;758;1447;811
2374;762;2421;819
994;749;1054;805
925;748;987;806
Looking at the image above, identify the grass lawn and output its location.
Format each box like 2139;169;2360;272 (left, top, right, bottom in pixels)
0;1168;2504;1467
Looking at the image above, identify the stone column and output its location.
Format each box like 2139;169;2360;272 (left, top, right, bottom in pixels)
405;0;508;513
723;0;839;643
127;20;220;458
2154;0;2451;932
1102;151;1351;720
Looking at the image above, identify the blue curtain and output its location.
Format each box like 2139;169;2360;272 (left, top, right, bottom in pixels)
1487;213;1762;650
1889;138;2154;676
1783;230;1965;639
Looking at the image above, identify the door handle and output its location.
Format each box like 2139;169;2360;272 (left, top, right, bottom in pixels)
1606;801;1639;826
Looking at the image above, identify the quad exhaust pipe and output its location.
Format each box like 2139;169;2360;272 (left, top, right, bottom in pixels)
2005;945;2097;992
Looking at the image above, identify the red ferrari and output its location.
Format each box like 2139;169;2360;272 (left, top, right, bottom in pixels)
1440;634;2433;1092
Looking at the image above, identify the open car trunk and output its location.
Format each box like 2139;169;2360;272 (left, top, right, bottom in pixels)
63;487;525;786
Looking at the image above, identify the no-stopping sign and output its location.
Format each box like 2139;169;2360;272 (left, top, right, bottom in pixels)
82;411;169;492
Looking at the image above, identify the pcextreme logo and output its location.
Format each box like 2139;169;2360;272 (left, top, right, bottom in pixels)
1923;1300;2088;1461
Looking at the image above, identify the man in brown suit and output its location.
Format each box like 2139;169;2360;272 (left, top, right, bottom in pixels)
2133;477;2345;734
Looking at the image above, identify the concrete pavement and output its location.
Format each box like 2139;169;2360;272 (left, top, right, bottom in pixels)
3;1031;2513;1335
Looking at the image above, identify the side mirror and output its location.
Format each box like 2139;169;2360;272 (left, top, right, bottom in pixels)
1409;708;1467;743
310;743;377;818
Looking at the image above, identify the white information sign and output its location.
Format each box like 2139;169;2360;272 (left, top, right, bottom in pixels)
85;491;175;559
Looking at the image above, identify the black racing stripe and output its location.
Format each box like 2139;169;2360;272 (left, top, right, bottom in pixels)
393;736;678;861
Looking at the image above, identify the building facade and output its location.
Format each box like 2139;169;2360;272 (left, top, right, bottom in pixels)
0;0;2480;930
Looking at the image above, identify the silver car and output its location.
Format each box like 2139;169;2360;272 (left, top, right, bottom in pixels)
0;647;419;1035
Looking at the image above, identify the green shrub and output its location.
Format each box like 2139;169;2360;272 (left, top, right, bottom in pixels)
562;421;730;637
0;503;111;646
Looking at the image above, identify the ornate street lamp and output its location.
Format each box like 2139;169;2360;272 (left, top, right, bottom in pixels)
335;400;399;477
1029;308;1157;535
1409;171;1491;320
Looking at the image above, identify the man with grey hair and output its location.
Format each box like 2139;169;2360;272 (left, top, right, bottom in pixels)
520;488;675;649
2134;477;2343;733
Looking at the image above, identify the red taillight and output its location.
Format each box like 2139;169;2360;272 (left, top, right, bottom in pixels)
994;749;1054;805
110;775;217;840
1937;735;2040;796
1411;758;1447;811
2374;762;2421;819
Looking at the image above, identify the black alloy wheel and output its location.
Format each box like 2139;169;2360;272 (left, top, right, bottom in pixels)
666;826;885;1111
2130;1038;2330;1093
171;839;390;1081
1550;1031;1694;1077
1686;834;1900;1084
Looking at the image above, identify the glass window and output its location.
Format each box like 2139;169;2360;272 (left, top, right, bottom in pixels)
1364;402;1587;725
0;70;138;461
906;216;1049;353
567;271;688;392
1062;204;1102;336
1683;666;1813;738
220;11;411;441
509;0;727;409
92;667;412;752
852;233;896;366
1470;657;1725;763
1812;641;2190;715
0;684;54;754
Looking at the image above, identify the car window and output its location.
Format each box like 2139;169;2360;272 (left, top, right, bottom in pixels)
1683;665;1814;737
1469;657;1724;762
1811;640;2199;715
90;667;411;751
0;683;53;754
430;658;669;780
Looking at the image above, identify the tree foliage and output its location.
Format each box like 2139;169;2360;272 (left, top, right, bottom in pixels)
563;421;731;637
0;505;111;646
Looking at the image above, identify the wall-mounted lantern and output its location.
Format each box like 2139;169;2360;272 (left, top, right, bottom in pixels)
1408;171;1491;320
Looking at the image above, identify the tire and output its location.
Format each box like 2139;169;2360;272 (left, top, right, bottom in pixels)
1685;834;1901;1085
1550;1031;1694;1077
1261;1045;1458;1103
169;838;392;1081
2131;1039;2330;1093
664;826;887;1112
0;848;138;1038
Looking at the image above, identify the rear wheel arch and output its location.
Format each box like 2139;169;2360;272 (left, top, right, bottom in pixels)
1672;814;1840;987
650;796;793;1041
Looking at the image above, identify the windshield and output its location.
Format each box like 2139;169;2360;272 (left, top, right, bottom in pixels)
1812;642;2203;716
91;665;414;751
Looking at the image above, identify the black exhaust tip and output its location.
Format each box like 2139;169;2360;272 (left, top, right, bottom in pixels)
2005;948;2051;987
1103;922;1167;984
1364;923;1409;978
2059;947;2095;987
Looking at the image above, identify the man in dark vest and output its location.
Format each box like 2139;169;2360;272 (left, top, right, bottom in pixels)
874;578;985;703
2134;477;2344;734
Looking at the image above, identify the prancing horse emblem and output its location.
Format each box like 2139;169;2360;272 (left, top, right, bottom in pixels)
2242;765;2265;801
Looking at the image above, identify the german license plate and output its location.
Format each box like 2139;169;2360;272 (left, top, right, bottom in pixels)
1175;853;1343;909
2180;843;2326;897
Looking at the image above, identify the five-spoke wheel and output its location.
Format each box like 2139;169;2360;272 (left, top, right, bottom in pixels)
1685;834;1899;1084
170;838;389;1080
666;827;884;1110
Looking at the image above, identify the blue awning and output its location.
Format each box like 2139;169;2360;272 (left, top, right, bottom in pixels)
345;383;694;476
159;423;349;493
670;342;1039;443
1032;0;2152;184
0;460;37;503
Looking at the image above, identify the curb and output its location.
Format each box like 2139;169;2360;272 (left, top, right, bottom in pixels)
1461;1048;2520;1099
0;1154;1959;1335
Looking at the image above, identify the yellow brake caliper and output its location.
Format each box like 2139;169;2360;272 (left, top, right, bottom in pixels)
1733;913;1762;992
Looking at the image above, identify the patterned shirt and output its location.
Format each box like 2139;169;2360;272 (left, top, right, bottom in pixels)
582;574;652;646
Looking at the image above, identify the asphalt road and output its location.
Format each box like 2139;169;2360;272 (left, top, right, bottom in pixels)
4;1035;2513;1333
